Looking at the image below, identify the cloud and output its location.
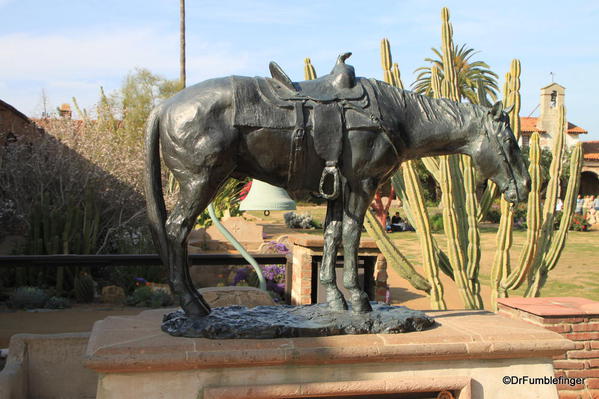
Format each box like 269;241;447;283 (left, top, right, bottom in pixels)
0;27;254;113
0;28;250;82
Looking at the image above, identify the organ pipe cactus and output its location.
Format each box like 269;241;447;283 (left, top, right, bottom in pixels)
305;6;581;310
363;210;431;293
436;7;482;309
25;186;101;292
490;59;522;307
525;106;582;297
380;38;447;309
304;58;317;80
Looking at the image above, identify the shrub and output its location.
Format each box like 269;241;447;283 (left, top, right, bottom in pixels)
512;205;528;229
429;214;444;233
148;289;174;308
485;208;501;224
45;296;71;309
230;264;286;302
8;286;49;309
284;212;319;229
126;286;174;308
571;214;591;232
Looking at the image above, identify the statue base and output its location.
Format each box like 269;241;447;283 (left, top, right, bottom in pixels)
161;302;434;339
85;308;573;399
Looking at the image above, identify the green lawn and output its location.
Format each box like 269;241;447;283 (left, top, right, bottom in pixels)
249;205;599;303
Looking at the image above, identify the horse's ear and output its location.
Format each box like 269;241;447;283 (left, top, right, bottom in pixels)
490;101;503;120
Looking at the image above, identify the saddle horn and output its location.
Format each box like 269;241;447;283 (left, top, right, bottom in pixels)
337;52;352;64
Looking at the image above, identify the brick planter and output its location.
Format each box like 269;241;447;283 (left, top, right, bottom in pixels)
287;234;388;306
498;297;599;399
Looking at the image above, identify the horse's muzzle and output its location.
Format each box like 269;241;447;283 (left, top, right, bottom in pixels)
505;177;530;204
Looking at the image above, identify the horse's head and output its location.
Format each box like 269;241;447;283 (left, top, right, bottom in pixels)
470;101;530;203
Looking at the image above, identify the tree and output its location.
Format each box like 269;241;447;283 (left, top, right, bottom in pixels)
118;68;180;140
412;43;498;104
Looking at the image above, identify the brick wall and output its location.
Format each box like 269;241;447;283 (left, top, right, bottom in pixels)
498;297;599;399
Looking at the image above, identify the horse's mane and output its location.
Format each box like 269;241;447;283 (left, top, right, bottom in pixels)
374;79;488;129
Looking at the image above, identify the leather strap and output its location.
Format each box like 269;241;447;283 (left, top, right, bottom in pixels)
287;101;306;192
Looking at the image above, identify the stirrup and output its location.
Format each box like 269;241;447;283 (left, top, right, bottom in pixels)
319;162;340;200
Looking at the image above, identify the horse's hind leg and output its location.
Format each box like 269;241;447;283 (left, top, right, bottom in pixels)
342;179;376;313
165;172;228;317
320;198;347;311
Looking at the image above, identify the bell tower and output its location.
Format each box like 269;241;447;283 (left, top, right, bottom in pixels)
538;82;565;133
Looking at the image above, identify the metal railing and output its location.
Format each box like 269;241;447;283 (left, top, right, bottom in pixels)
0;254;288;268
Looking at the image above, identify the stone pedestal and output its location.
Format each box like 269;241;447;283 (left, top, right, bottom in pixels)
85;309;573;399
288;234;388;306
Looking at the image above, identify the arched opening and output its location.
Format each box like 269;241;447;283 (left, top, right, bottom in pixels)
550;90;558;108
579;171;599;196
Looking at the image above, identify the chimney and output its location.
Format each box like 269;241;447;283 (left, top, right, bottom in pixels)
58;103;72;119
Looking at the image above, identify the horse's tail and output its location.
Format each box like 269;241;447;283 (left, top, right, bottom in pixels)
144;107;169;264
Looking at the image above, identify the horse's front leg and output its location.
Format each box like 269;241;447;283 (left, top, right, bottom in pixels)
342;179;376;313
320;198;347;311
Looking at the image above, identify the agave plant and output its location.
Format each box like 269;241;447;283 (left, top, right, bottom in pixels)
412;43;499;104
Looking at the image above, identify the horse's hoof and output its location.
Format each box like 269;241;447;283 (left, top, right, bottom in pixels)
327;297;348;311
350;292;373;313
326;291;348;311
181;295;211;318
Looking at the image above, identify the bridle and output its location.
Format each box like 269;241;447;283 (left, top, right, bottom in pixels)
484;113;519;200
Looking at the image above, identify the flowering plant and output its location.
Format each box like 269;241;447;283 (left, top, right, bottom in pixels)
230;241;288;301
571;214;591;232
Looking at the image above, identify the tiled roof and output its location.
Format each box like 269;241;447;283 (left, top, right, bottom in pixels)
583;141;599;161
520;116;588;134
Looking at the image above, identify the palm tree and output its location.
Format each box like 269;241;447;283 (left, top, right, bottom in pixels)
412;43;498;104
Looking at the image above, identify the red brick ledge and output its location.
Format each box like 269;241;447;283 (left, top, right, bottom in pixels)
85;309;573;373
498;297;599;318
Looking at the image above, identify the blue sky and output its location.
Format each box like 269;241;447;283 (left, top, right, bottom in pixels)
1;0;598;140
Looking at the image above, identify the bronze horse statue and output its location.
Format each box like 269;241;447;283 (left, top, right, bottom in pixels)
145;53;530;318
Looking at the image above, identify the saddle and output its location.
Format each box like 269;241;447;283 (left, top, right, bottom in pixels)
266;53;377;199
269;52;364;103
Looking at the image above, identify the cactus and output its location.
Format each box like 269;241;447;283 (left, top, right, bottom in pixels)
538;143;583;272
26;186;100;293
363;210;432;293
489;59;522;308
379;38;447;309
74;272;95;303
300;7;580;309
436;7;482;309
501;133;541;290
400;161;446;309
380;38;394;85
304;58;317;80
525;106;582;297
